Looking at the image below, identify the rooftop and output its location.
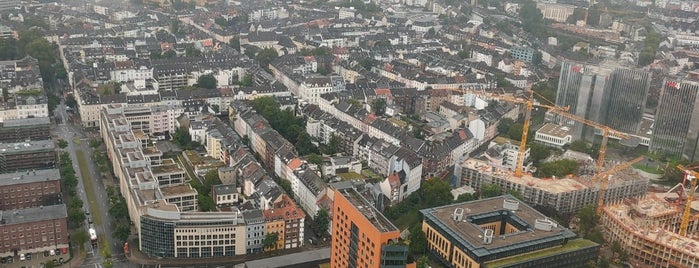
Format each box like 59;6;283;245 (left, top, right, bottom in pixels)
151;162;184;174
213;184;237;195
0;140;54;154
536;123;573;139
0;204;68;225
160;184;197;197
337;187;398;233
461;159;587;193
486;239;598;268
421;195;577;258
0;168;60;186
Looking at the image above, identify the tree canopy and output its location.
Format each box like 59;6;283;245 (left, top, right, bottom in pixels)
481;183;502;198
196;74;217;89
251;97;319;155
315;208;330;238
255;48;279;69
536;159;579;178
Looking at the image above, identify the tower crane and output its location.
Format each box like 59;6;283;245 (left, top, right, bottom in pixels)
445;86;569;177
593;156;644;215
677;165;698;237
547;109;631;172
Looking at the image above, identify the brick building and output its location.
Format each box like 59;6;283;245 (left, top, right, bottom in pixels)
0;169;61;210
0;204;69;257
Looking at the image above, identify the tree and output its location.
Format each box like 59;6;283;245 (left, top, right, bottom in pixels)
455;193;476;203
109;198;129;220
185;45;202;57
359;57;373;70
507;189;525;200
214;17;229;27
481;183;502;198
229;37;240;50
371;98;386;116
197;194;215;212
71;230;88;248
577;205;598;235
323;134;342;155
278;179;292;195
457;50;470;59
203;169;222;193
408;225;427;255
65;95;78;110
498;118;515;135
306;153;323;165
315;208;330;238
113;223;130;242
196;74;217;89
421;178;452;207
163;50;176;58
519;0;546;37
263;232;279;250
508;123;524;141
536;159;579;178
57;139;68;149
568;140;594;155
255;48;279;69
417;256;429;268
529;143;552;165
68;207;86;226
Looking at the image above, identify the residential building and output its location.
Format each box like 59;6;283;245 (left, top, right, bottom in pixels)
212;184;240;207
509;46;538;64
242;209;266;254
323;156;362;177
0;204;69;257
0;140;56;173
330;186;408;268
0;169;61;211
421;196;599;268
650;79;699;161
265;195;305;249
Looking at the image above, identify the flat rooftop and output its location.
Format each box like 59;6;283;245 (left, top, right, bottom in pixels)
160;184;197;197
337;187;398;233
486;239;598;268
0;139;54;153
462;159;588;193
536;123;573;138
2;117;50;127
151;162;183;174
421;195;577;258
0;168;60;186
0;204;67;225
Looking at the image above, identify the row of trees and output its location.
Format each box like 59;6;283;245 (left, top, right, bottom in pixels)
186;170;221;212
105;186;131;243
58;152;87;227
251;97;318;155
172;128;203;150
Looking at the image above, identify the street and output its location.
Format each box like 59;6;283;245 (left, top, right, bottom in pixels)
53;102;132;268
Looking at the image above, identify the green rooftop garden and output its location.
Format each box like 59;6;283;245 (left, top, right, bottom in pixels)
486;239;597;268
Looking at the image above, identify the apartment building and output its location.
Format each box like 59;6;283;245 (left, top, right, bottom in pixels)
330;186;408;268
458;158;648;215
601;194;699;267
0;204;69;257
264;195;305;249
421;196;598;268
0;169;61;211
0;140;56;173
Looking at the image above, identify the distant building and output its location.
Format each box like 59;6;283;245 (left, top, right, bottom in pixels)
509;46;538;64
330;186;408;268
0;169;61;211
535;123;573;147
0;117;50;142
650;79;699;161
421;196;599;268
536;3;575;22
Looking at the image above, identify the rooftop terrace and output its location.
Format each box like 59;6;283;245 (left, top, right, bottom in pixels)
338;187;398;233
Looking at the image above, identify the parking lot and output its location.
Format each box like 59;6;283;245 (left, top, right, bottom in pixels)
0;250;68;268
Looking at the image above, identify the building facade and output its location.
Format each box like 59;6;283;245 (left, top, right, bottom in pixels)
0;140;56;173
0;169;61;211
0;204;69;257
650;79;699;161
0;117;50;143
330;187;408;268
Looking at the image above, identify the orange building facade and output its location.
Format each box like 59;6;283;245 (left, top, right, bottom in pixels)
330;187;408;268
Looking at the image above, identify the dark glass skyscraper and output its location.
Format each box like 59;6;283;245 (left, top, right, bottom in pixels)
651;80;699;161
601;68;651;134
555;61;610;140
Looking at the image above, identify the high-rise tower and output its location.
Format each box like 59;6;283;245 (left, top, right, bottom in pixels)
650;79;699;161
601;68;651;134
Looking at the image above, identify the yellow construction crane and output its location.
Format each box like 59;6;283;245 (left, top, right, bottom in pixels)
445;87;568;177
677;165;698;237
548;109;631;172
593;156;644;215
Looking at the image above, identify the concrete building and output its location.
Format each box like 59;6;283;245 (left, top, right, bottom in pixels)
0;140;56;173
421;196;599;268
601;194;699;267
459;158;648;215
242;210;266;254
509;46;538;64
0;204;69;257
323;156;362;177
535;123;574;147
650;79;699;161
212;184;240;207
0;117;50;142
0;169;61;211
330;186;408;268
536;3;575;22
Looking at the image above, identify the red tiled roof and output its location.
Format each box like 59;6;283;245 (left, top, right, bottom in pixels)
288;158;303;170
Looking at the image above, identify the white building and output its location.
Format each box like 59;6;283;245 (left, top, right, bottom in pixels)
535;123;573;147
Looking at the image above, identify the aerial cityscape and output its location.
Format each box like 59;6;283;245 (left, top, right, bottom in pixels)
0;0;698;267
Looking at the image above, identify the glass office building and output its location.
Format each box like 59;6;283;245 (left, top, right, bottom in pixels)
651;80;699;161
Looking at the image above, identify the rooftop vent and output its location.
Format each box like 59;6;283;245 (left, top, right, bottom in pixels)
483;229;494;244
534;218;556;232
503;199;519;211
453;208;464;221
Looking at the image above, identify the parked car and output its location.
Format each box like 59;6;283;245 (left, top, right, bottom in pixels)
26;253;32;260
19;254;25;261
